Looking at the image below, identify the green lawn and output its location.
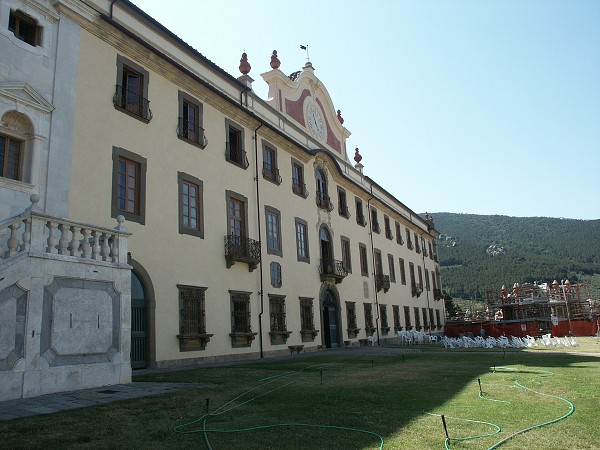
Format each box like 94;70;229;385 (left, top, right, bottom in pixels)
2;339;599;449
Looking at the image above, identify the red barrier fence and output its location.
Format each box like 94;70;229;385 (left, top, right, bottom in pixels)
445;320;599;338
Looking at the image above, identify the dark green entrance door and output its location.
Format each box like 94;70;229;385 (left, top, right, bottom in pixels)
130;272;148;369
322;289;339;348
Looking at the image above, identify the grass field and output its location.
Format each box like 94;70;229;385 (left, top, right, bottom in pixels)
1;339;599;449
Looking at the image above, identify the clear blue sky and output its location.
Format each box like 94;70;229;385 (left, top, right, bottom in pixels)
130;0;600;220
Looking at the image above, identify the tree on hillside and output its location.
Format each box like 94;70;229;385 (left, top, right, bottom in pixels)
443;290;461;319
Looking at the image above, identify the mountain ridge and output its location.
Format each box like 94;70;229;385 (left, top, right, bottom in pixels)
428;212;600;300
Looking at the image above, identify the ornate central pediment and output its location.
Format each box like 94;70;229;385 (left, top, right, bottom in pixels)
0;82;55;113
261;62;351;162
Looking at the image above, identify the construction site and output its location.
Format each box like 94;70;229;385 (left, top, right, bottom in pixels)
444;280;600;338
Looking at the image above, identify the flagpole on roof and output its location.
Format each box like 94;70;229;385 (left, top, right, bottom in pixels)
300;44;309;63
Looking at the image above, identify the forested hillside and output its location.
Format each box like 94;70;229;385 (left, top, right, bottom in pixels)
430;213;600;300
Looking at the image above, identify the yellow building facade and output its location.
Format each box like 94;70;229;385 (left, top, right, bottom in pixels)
2;0;443;374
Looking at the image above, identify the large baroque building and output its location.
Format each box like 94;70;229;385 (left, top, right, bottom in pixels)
0;0;443;398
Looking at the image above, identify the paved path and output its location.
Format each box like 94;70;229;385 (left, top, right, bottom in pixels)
0;382;203;421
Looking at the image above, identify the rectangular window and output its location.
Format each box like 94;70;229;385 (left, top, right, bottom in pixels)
269;296;286;332
178;172;203;238
422;238;428;257
355;198;366;226
228;196;246;239
346;302;358;334
414;307;421;330
371;208;381;233
0;134;21;180
231;292;251;333
415;232;421;254
359;243;368;277
115;56;150;122
435;309;441;329
295;218;310;263
112;147;146;225
380;304;389;334
270;261;282;287
395;222;403;245
429;242;434;260
406;227;413;250
178;92;204;146
374;249;383;276
300;298;315;331
338;187;350;218
384;215;393;239
399;258;406;285
409;262;416;295
9;10;41;46
404;306;412;329
265;206;282;256
422;307;429;330
388;254;396;282
364;303;374;333
225;119;248;168
429;308;435;330
393;305;401;331
341;236;352;273
262;142;281;184
425;269;431;291
418;265;423;290
291;159;307;197
178;285;207;351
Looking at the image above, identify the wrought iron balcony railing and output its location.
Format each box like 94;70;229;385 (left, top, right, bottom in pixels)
356;214;367;227
262;165;282;185
375;273;391;292
372;221;381;234
316;192;334;211
385;227;393;240
339;204;350;218
225;142;249;169
319;259;348;284
113;85;152;122
292;178;308;198
412;283;424;298
177;117;205;146
433;288;442;300
397;235;404;245
224;235;261;271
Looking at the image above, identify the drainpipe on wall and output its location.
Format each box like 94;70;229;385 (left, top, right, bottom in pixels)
366;183;380;346
253;121;264;358
109;0;118;19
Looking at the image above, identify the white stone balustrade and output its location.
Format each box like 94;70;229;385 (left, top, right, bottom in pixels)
0;194;130;265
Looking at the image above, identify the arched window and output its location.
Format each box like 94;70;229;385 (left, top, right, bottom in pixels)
0;111;34;183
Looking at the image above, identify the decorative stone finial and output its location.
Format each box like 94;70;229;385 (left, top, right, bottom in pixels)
337;110;344;124
354;147;362;164
270;50;280;69
114;215;128;232
27;193;41;213
239;52;251;75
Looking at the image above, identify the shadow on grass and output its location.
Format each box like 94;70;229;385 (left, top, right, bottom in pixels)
1;346;598;449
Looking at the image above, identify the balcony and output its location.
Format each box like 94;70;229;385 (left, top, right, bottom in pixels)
412;283;424;298
262;166;282;185
177;117;206;147
339;204;350;219
292;178;308;198
385;228;393;240
372;222;381;234
397;235;404;245
224;235;261;272
433;288;442;300
316;192;334;211
113;85;152;122
319;259;348;284
356;214;367;227
225;142;249;169
375;274;391;293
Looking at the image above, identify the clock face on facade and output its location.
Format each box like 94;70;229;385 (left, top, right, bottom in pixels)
306;103;325;141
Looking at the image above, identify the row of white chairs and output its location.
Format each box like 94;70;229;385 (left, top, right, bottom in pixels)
441;334;578;349
396;330;435;345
